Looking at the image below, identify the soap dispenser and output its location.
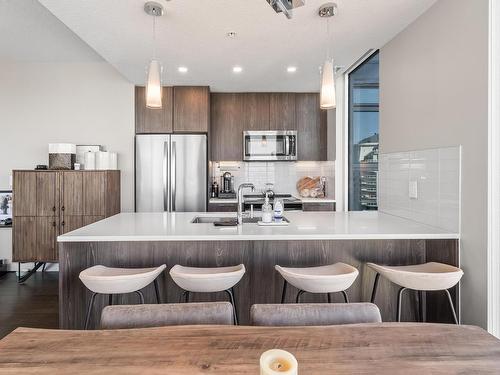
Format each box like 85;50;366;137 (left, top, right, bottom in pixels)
273;199;284;222
262;193;273;223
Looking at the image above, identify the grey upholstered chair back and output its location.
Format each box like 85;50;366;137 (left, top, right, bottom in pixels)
100;302;234;329
250;303;382;326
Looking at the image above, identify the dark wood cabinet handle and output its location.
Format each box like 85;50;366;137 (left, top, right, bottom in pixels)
52;222;56;227
61;206;65;211
52;206;56;212
61;221;65;226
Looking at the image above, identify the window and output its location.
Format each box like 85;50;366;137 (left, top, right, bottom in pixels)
348;51;379;211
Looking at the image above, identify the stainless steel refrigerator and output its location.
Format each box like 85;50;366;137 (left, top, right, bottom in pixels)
135;134;207;212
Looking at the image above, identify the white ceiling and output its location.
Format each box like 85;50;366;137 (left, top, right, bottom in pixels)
33;0;436;91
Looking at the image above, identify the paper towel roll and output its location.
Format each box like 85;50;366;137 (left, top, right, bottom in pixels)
95;151;109;170
109;152;118;170
260;349;298;375
84;152;96;170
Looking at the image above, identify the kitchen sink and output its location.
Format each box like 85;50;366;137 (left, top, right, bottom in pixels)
191;216;289;224
191;216;235;224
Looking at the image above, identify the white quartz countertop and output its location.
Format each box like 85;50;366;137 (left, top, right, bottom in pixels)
57;211;459;242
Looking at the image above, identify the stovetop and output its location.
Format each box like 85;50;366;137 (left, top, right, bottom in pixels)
243;193;301;203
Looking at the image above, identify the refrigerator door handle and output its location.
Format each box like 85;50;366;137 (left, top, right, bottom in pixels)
171;141;176;211
163;141;169;212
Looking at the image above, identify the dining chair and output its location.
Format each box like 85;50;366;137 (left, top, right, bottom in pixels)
100;302;234;329
250;303;382;326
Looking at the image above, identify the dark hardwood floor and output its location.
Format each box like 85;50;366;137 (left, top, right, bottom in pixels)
0;271;58;339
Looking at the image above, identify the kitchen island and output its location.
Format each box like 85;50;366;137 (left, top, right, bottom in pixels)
58;211;460;329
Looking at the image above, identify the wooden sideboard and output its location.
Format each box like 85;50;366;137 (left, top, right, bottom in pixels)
12;170;120;263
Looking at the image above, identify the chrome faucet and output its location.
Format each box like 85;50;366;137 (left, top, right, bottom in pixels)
237;183;255;225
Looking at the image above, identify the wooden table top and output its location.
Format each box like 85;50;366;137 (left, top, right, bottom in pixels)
0;323;499;374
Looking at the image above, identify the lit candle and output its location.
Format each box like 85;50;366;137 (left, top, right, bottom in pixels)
260;349;298;375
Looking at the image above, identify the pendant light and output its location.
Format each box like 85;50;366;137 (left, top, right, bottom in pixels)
319;3;338;109
144;2;164;109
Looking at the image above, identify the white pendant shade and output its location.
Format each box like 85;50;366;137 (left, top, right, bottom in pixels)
146;59;162;109
320;60;336;109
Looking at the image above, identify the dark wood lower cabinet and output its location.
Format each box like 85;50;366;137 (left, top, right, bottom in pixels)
59;238;459;329
302;202;336;211
83;216;106;226
208;203;237;212
36;217;58;262
62;216;84;234
12;217;37;261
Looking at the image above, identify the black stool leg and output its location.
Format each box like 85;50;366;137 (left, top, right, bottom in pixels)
341;290;349;303
371;273;380;303
418;291;423;322
445;289;459;324
154;279;161;304
280;280;288;304
327;293;332;303
225;288;239;325
397;287;407;322
108;294;113;306
295;290;305;303
136;290;145;304
84;292;97;330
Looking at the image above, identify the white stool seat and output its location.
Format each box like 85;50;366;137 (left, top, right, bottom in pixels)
79;264;166;294
170;264;245;293
275;263;359;294
367;262;463;291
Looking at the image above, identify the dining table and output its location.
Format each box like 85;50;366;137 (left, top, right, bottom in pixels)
0;323;499;374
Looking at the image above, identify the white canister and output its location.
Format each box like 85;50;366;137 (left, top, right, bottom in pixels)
95;151;110;170
109;152;118;170
83;152;96;170
260;349;298;375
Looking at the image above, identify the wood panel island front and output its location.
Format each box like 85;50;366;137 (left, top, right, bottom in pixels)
58;212;460;329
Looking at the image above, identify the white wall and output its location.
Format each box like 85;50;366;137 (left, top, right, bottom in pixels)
379;0;489;327
0;61;135;267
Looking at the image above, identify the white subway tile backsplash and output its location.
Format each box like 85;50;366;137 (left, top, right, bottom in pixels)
378;146;460;233
211;161;335;198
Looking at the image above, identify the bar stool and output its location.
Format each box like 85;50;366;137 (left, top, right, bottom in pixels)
368;262;463;324
275;263;359;303
79;264;166;329
169;264;245;324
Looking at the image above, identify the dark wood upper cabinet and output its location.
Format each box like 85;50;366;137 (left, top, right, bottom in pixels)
135;86;173;133
83;172;106;216
173;86;210;133
13;172;36;216
242;93;270;131
270;93;296;130
36;172;58;217
61;172;83;215
295;93;328;161
210;93;244;161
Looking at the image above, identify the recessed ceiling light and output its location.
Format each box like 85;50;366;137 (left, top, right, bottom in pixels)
287;66;297;73
233;66;243;73
178;66;188;73
227;31;237;38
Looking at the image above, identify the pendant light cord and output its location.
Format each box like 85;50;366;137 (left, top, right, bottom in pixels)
326;17;331;61
152;10;157;59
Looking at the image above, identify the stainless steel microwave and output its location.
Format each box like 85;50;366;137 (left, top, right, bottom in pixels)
243;130;297;161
